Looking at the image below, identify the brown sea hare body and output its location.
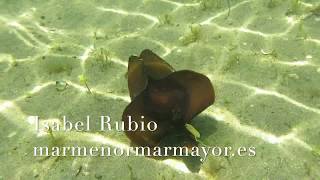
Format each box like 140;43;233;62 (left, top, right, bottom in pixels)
122;49;215;147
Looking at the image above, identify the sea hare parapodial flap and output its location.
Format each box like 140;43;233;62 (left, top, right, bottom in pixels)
140;49;175;80
127;49;175;100
123;49;215;147
127;56;148;99
166;70;215;123
122;94;172;147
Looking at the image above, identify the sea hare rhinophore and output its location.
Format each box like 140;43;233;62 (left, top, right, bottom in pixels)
122;49;215;147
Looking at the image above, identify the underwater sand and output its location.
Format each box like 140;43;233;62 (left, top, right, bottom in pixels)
0;0;320;179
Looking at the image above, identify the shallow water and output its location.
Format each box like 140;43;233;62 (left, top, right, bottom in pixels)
0;0;320;179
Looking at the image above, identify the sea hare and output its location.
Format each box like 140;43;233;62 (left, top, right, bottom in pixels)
122;49;215;147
